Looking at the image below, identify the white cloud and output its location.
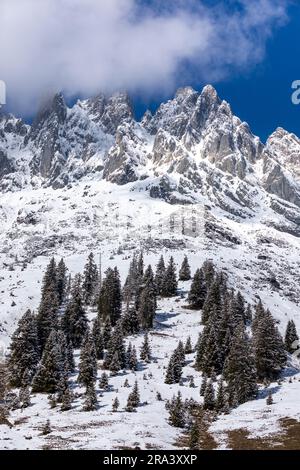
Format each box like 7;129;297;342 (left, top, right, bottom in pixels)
0;0;289;114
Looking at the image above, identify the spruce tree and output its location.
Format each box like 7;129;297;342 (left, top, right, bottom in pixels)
138;279;157;330
202;260;215;289
224;324;258;405
102;319;112;348
200;374;207;397
166;392;185;428
78;330;97;387
140;333;151;362
32;330;66;394
161;257;177;297
184;336;193;354
203;380;215;410
56;258;68;304
61;383;73;411
179;255;191;281
216;378;225;412
112;396;120;412
103;323;126;371
37;258;59;350
82;253;99;305
8;310;40;387
122;306;139;335
285;320;299;354
253;308;286;381
83;383;98;411
201;278;222;325
98;267;122;326
189;421;200;450
188;269;207;310
155;255;166;296
62;288;88;348
92;317;104;360
99;372;109;390
128;345;138;371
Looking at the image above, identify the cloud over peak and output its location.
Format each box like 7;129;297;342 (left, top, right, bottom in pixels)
0;0;289;114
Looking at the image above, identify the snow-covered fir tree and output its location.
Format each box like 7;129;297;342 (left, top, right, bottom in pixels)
82;252;99;305
179;255;191;281
77;330;97;388
8;310;39;387
284;319;299;354
140;333;152;362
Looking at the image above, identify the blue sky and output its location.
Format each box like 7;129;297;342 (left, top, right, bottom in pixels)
133;1;300;142
1;0;300;142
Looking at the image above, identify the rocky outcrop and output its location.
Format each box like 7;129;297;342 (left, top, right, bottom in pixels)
0;85;300;234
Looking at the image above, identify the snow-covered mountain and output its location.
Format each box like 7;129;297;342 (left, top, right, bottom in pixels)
1;86;300;450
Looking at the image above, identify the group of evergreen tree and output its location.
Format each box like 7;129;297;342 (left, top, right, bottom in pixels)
5;252;295;422
189;262;289;410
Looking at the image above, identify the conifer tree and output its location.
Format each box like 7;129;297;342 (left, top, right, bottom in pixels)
123;254;142;304
128;345;138;371
83;383;98;411
112;396;120;412
140;333;151;362
102;319;112;348
62;288;88;348
60;383;73;411
37;258;59;350
161;257;177;297
224;324;258;405
103;323;126;371
131;380;140;408
188;268;207;310
253;308;286;381
37;291;59;352
78;330;97;388
230;291;246;328
66;338;75;373
179;255;191;281
98;267;122;326
125;382;140;412
99;372;109;390
189;421;200;450
138;282;156;330
200;374;207;397
201;278;222;325
8;310;40;387
203;380;215;410
109;351;121;375
155;255;166;296
216;378;225;412
32;330;66;394
92;317;104;360
122;306;139;335
202;260;215;289
285;320;299;354
56;258;68;304
166;392;185;428
184;336;193;354
82;253;99;305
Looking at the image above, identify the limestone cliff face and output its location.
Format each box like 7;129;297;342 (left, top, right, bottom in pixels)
1;85;300;230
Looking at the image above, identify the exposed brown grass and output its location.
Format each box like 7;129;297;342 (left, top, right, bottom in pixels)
226;418;300;450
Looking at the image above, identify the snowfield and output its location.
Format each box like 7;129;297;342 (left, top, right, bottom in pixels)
0;178;300;449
